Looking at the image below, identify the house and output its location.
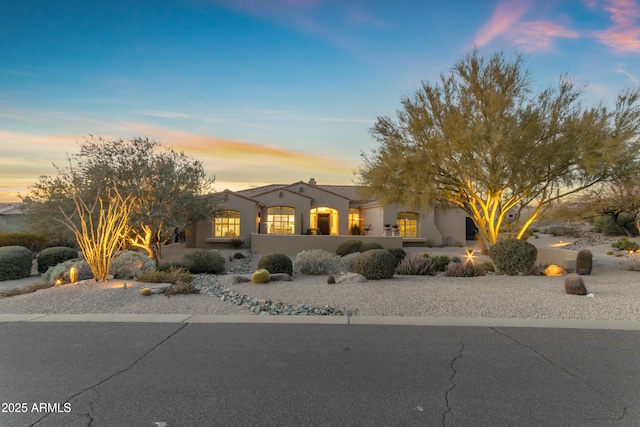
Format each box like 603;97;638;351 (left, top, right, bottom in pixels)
0;203;25;232
185;178;469;253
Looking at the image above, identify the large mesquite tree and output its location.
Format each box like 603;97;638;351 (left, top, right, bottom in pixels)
359;49;640;247
22;136;216;263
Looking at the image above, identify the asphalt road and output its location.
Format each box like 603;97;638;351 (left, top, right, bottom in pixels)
1;322;639;426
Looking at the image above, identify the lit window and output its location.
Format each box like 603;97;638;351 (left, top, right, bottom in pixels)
267;206;295;234
348;208;361;235
397;212;418;237
310;207;338;235
214;210;240;237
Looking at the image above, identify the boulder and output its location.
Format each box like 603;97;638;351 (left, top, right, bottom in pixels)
564;274;587;296
335;273;367;283
270;273;293;281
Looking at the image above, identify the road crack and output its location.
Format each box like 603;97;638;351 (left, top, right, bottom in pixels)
442;340;464;426
29;323;189;427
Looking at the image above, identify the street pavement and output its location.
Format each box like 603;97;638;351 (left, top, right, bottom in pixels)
1;321;639;426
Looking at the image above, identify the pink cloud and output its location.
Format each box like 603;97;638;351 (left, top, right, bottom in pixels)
474;0;533;46
592;0;640;53
512;21;581;51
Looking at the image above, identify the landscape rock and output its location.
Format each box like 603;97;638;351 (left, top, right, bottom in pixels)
564;274;588;295
335;273;367;283
270;273;293;281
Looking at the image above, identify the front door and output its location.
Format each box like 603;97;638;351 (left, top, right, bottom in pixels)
318;214;330;235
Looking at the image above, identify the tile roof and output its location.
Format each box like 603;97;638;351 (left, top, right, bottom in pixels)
232;182;373;203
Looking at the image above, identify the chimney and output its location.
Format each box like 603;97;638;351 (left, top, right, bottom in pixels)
308;178;316;185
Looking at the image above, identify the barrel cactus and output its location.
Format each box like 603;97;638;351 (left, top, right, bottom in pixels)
252;269;271;284
576;249;593;275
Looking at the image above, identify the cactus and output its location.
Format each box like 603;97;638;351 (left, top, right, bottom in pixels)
140;287;153;296
576;249;593;275
252;269;271;284
564;274;587;295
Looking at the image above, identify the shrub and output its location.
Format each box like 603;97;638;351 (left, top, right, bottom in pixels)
478;260;495;273
0;233;47;253
361;242;384;252
619;254;640;271
135;267;194;284
576;249;593;275
336;240;363;256
353;249;396;280
451;256;462;263
341;252;361;272
252;269;271;284
396;255;436;275
444;261;485;277
233;252;245;259
258;253;293;276
489;239;537;275
594;215;638;236
183;250;225;274
109;250;156;279
42;259;93;284
611;237;640;251
157;262;188;272
0;246;33;281
37;246;79;274
387;247;406;266
164;281;200;295
293;249;346;275
431;255;451;272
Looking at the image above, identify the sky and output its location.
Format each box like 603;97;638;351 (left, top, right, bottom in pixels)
1;0;639;202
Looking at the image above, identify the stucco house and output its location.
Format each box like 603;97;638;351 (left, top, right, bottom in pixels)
185;178;469;252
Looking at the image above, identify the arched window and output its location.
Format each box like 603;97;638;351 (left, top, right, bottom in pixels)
310;207;338;235
214;210;240;237
267;206;295;234
397;212;418;237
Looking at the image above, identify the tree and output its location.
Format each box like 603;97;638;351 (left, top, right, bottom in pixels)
582;180;640;236
359;49;640;247
21;136;217;263
58;188;133;282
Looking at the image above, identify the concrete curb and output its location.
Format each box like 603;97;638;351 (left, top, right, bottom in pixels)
1;313;640;330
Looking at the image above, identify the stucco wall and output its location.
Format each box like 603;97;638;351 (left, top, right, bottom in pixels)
250;233;403;255
434;206;467;246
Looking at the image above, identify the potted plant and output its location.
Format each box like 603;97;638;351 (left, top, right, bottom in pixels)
383;223;391;236
391;224;400;236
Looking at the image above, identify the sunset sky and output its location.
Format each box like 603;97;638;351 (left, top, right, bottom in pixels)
1;0;639;202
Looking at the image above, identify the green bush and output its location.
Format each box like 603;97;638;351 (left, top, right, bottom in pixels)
489;239;537;275
361;242;384;252
0;233;47;253
341;252;361;273
293;249;346;275
0;246;33;281
396;254;436;275
353;249;396;280
336;240;363;256
611;237;640;251
258;253;293;275
183;250;225;274
431;255;451;272
42;259;93;284
157;262;188;272
37;246;79;274
110;251;156;279
593;215;638;236
387;247;406;265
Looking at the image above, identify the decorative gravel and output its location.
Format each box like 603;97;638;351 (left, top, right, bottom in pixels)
1;263;639;321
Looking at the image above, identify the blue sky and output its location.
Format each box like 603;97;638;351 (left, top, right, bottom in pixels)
1;0;639;202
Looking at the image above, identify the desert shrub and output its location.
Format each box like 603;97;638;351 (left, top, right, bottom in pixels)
544;224;584;238
619;254;640;271
489;239;537;275
336;240;363;256
42;259;93;284
478;260;495;272
431;255;451;272
164;280;200;295
387;247;406;265
0;233;47;253
593;215;638;236
341;252;361;272
444;261;485;277
0;246;33;280
361;242;384;252
451;256;462;263
135;267;194;284
37;246;79;274
611;237;640;251
396;254;437;275
252;269;271;283
353;249;396;280
293;249;346;275
110;250;156;279
157;262;188;272
258;253;293;275
183;250;225;274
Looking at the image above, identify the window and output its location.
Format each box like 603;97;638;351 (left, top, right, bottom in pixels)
214;210;240;237
348;208;361;235
310;207;338;235
397;212;418;237
267;206;295;234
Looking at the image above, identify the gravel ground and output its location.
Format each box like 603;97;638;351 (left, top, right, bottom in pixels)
1;263;639;320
